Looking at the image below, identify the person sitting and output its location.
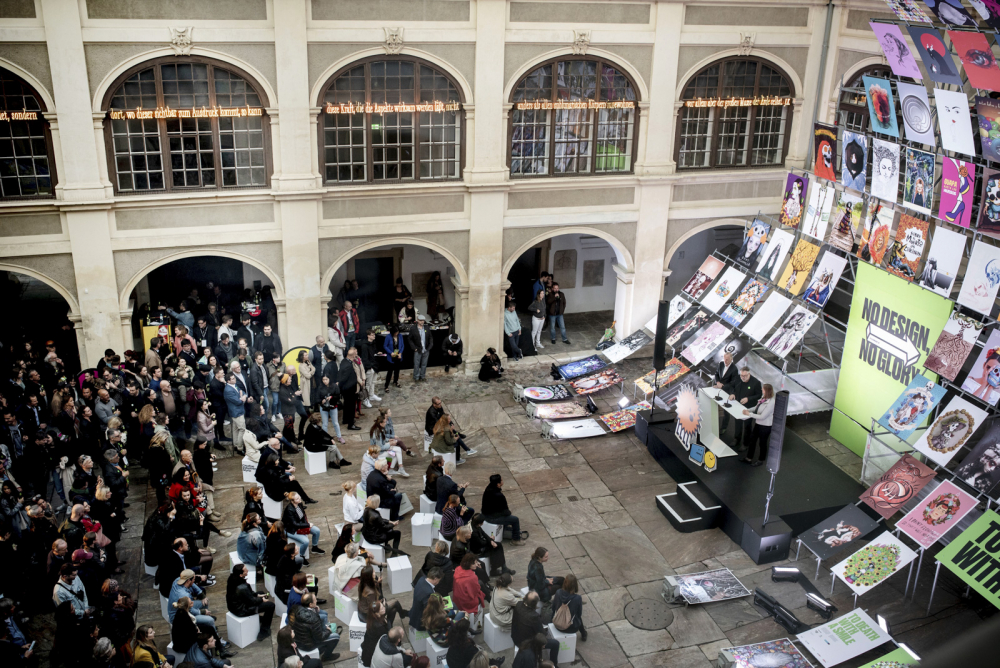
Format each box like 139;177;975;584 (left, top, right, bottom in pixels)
410;567;442;633
421;588;462;647
287;572;326;620
362;495;407;557
478;348;503;382
276;627;322;668
167;569;212;627
331;521;359;563
242;487;271;533
302;412;351;468
414;540;454;595
275;543;304;603
226;563;275;642
360;599;389;667
445;617;481;668
370;626;416;668
512;632;552;668
282;492;325;557
440;494;467;541
342;480;364;524
470;513;511;576
452;553;486;631
187;633;232;668
423;456;444;502
511;594;558;664
366;459;403;521
435;462;475;519
431;414;475;464
359;445;381;492
257;453;317;504
487;573;521;631
290;592;341;662
526;547;563;606
481;474;526;544
370;413;410;478
131;625;173;668
441;333;463;374
236;512;266;569
332;541;367;598
264;522;303;580
550;574;586;641
171;597;236;659
357;565;409;627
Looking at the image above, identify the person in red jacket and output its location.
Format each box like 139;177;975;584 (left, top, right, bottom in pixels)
339;301;361;352
452;552;486;629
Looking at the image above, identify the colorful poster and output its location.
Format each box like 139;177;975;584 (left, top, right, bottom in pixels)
935;509;1000;611
666;310;709;348
830;263;953;455
667;294;692;328
977;96;1000;163
924;0;977;25
813;123;838;181
918;224;966;297
674;569;750;604
799;504;881;561
957;240;1000;316
682;256;724;299
702;337;749;371
722;279;770;327
968;0;1000;31
841;130;868;192
674;384;702;449
600;401;651;432
634;359;689;395
568;368;624;395
726;639;813;668
734;219;770;269
908;26;963;86
798;610;892;668
926;312;984;382
938;158;975;228
779;173;808;229
681;321;731;365
602;329;652;364
803;184;834;242
756;228;794;281
523;385;572;401
765;306;818;359
858;648;919;668
803;251;848;308
700;266;746;313
870;139;900;202
912;395;987;466
934;88;977;156
828;191;863;253
858;201;894;266
884;214;928;282
871;22;923;79
860;453;938;519
743;293;792;342
978;168;1000;240
955;419;1000;496
897;480;979;548
902;147;935;214
961;329;1000;405
831;530;918;595
863;75;899;137
556;355;607;380
532;401;590;420
896;81;936;147
883;0;932;22
777;239;821;295
950;29;1000;91
877;373;947;440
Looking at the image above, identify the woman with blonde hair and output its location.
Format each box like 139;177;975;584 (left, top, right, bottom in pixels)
342;480;364;523
362;494;406;557
431;413;474;464
332;540;367;597
282;491;324;556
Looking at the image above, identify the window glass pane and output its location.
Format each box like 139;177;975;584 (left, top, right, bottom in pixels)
716;106;750;166
553;108;592;174
111;109;163;192
751;106;786;165
510;109;550;176
109;68;157;110
219;115;267;186
512;65;552;102
167;115;215;187
0;68;52;198
678;107;713;168
556;60;597;101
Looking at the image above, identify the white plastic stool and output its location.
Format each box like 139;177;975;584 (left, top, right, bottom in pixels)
348;612;366;652
548;623;577;664
482;520;503;544
262;492;282;519
407;626;429;654
478;555;491;577
304;449;327;475
330;585;358;624
378;507;391;521
159;593;170;622
423;434;433;451
356;486;367;503
264;573;276;596
241;456;257;483
437;532;452;550
361;538;385;562
387;556;412;594
142;548;156;576
419;494;434;514
166;642;186;665
411;513;434;547
279;613;288;629
430;449;456;468
484;613;513;651
432;513;443;533
425;637;448;666
226;611;260;648
273;593;287;618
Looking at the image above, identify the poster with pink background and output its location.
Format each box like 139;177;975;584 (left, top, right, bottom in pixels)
938;158;975;229
871;22;922;79
896;480;978;548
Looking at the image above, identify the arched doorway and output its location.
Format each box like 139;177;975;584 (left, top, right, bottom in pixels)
0;269;80;375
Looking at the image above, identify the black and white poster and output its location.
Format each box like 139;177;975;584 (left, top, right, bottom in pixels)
799;503;880;561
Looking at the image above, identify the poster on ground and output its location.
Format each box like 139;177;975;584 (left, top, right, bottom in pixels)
935;509;1000;611
960;329;1000;406
726;639;813;668
831;530;917;595
602;329;652;364
858;648;919;668
556;355;607;380
911;395;987;467
797;609;891;668
876;373;946;441
523;385;572;401
743;293;792;342
700;266;746;313
860;453;937;520
600;401;651;432
799;504;881;561
682;256;724;299
674;568;751;604
532;401;590;420
897;479;979;548
955;419;1000;497
925;311;981;382
569;368;624;395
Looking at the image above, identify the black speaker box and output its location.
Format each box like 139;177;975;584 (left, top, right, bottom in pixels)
741;516;792;565
653;300;670;371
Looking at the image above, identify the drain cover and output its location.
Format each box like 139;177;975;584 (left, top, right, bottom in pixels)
624;598;673;630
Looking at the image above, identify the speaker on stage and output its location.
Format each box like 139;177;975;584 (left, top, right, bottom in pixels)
767;391;790;475
653;300;670;371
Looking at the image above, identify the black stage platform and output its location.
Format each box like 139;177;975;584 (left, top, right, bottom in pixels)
637;410;865;549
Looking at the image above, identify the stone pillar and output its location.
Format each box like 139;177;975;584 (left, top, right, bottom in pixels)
612;264;635;334
637;1;684;177
629;182;671;334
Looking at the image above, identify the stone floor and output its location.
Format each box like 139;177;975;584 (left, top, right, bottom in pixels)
37;356;991;668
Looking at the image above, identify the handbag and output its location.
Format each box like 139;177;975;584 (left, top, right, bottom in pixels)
296;527;312;536
552;600;573;631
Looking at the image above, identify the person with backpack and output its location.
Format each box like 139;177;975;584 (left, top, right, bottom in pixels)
549;574;586;641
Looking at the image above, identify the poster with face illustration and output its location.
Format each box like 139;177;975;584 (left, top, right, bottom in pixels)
827;191;863;253
666;310;710;348
957;239;1000;316
871;22;923;79
802;184;835;242
908;26;963;85
949;30;1000;91
682;321;731;366
870;138;900;202
755;228;794;281
896;82;936;148
863;75;899;137
924;0;976;26
978;168;1000;240
813;123;838;181
877;374;947;440
938;158;976;229
743;293;792;342
700;266;746;313
681;256;724;300
884;214;927;282
831;530;918;596
884;0;932;22
667;294;692;328
926;312;984;382
765;305;818;359
897;480;979;548
734;219;770;269
961;329;1000;405
976;97;1000;163
841;131;868;192
803;251;848;308
721;279;770;327
777;239;821;295
913;395;988;466
968;0;1000;31
800;504;881;561
778;173;808;229
865;203;895;266
919;223;965;297
861;453;937;519
902;147;935;215
955;419;1000;496
935;88;976;156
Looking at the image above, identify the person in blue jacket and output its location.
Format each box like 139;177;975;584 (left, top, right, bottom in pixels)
382;326;405;392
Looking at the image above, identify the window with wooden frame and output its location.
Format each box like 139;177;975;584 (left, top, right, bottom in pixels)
676;57;794;170
839;65;891;132
0;68;55;200
101;57;271;194
319;57;465;184
509;57;638;177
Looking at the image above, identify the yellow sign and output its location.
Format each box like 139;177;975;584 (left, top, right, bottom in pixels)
107;105;263;121
0;109;39;121
514;100;635;111
324;101;460;114
684;96;791;109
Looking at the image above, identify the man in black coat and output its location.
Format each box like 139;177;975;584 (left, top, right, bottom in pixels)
713;352;739;432
338;348;359;430
253;324;283;360
725;366;762;451
156;537;214;598
511;593;559;663
425;396;444;438
236;313;261;352
191;316;217;353
435;462;474;522
248;351;269;409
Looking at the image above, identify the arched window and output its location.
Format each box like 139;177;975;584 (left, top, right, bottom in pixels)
509;57;638;177
676;57;794;169
319;57;464;183
0;68;54;199
102;57;271;193
839;65;891;132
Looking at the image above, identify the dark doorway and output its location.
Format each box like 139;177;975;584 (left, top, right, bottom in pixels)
146;257;245;313
0;272;80;374
355;257;394;326
508;247;542;311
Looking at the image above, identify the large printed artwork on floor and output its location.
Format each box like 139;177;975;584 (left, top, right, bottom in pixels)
832;530;918;595
675;569;751;604
860;453;937;519
798;610;891;668
634;360;689;395
726;639;813;668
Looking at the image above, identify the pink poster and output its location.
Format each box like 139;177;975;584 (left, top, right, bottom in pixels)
871;22;922;80
896;480;978;548
938;158;975;228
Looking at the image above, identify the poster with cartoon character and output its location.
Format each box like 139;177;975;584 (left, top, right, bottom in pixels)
803;251;848;308
841;131;868;192
912;395;988;467
734;219;770;270
967;0;1000;31
961;329;1000;405
924;0;976;25
778;173;808;229
700;266;746;314
667;294;692;328
871;22;923;79
877;373;947;440
926;311;984;382
957;239;1000;316
800;503;880;561
721;279;770;327
681;256;724;299
976;96;1000;163
803;184;834;242
864;75;899;137
827;191;863;253
884;214;927;282
777;238;821;295
902;147;935;215
883;0;931;22
908;26;963;86
934;88;977;156
861;453;937;519
939;158;975;229
955;419;1000;496
896;81;936;147
765;306;818;359
977;168;1000;240
870;138;900;203
919;223;965;297
831;530;918;596
813;123;838;181
755;228;794;281
897;480;979;548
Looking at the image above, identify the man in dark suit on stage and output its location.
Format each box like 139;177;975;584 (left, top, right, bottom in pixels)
726;366;762;451
714;352;738;432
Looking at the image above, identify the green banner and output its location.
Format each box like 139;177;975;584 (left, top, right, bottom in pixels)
830;263;952;455
935;509;1000;610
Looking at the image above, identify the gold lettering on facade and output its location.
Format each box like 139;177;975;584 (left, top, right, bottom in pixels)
107;106;264;121
0;109;40;121
323;101;461;114
682;96;791;109
513;100;636;111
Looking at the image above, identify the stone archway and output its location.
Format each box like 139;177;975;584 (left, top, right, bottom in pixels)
0;262;85;367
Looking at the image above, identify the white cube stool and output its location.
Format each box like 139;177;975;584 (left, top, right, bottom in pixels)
478;555;491;577
166;642;186;665
378;507;391;521
419;494;434;514
335;522;345;536
304;449;327;476
407;626;429;654
482;520;503;544
348;612;366;652
548;623;577;664
159;593;170;622
387;556;412;594
289;536;310;560
411;513;434;547
142;548;156;576
432;513;443;533
330;586;358;624
356;486;367;503
430;449;456;468
279;613;288;629
483;613;513;652
301;648;320;660
229;552;257;586
361;538;385;563
242;457;257;483
437;532;452;550
273;594;287;618
226;611;260;648
425;637;448;666
262;492;282;520
264;573;276;597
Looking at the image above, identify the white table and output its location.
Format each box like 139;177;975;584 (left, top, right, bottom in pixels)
697;387;744;458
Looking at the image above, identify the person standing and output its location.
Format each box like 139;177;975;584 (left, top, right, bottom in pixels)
340;301;360;352
741;383;775;467
545;283;570;345
714;352;739;434
382;326;404;391
360;330;382;403
727;366;762;451
504;303;523;361
224;372;248;455
528;289;546;351
409;316;431;382
254;324;283;361
339;348;361;431
145;337;163;373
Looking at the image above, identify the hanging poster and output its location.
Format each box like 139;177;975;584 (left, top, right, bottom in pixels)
799;504;881;561
721;279;770;327
532;401;590;420
883;0;931;22
674;568;751;604
755;228;794;282
938;158;975;228
957;239;1000;316
858;648;919;668
977;168;1000;240
701;266;747;313
523;385;572;401
801;183;823;239
828;191;863;253
924;0;977;25
667;294;692;328
955;419;1000;496
682;256;724;299
860;453;938;519
912;395;987;466
777;238;821;295
734;219;770;269
556;355;607;380
841;130;868;192
666;310;709;348
949;30;1000;90
935;509;1000;611
870;139;900;202
803;251;848;308
863;75;900;137
884;214;928;282
813;123;838;181
926;311;984;382
908;26;963;86
961;329;1000;405
967;0;1000;31
702;337;750;371
977;96;1000;163
896;81;936;147
918;223;966;296
935;88;977;156
681;321;731;365
743;293;792;342
725;639;813;668
779;173;808;229
897;479;979;548
871;22;923;79
600;401;652;432
765;306;819;359
831;530;918;595
569;368;625;395
634;359;690;395
902;147;935;215
803;185;833;242
877;373;947;440
601;329;653;364
797;610;892;668
858;201;894;266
